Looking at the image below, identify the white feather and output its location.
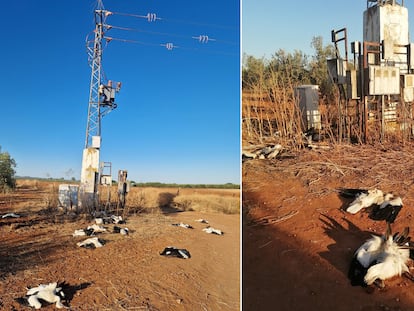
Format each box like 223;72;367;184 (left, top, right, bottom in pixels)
26;282;65;309
86;224;106;233
346;189;384;214
202;227;223;235
355;235;384;268
363;236;410;285
77;237;103;248
72;229;86;237
379;195;403;209
27;295;42;309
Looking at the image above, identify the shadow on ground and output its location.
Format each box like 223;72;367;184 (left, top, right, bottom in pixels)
243;213;414;311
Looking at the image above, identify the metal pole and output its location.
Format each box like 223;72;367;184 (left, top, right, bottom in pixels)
381;95;385;141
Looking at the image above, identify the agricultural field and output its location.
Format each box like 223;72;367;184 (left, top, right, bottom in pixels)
0;180;240;310
243;143;414;311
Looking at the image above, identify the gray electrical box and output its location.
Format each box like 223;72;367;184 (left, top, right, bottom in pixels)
294;85;321;130
58;184;79;211
327;58;347;84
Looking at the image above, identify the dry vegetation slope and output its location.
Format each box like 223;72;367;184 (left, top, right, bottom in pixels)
0;180;240;310
243;144;414;311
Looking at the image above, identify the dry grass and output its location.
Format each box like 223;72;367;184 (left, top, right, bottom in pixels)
97;185;240;214
244;143;414;197
174;194;240;214
242;88;305;149
124;186;240;215
6;181;240;216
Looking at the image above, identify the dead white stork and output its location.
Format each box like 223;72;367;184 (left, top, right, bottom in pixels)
77;237;104;248
160;246;191;259
172;222;193;229
339;188;404;223
86;224;107;234
1;213;20;218
202;227;223;235
344;188;385;214
195;219;209;224
26;282;65;309
348;224;412;288
113;226;129;235
370;193;403;224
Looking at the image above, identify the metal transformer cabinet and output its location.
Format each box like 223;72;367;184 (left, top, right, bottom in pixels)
363;2;409;70
294;85;321;130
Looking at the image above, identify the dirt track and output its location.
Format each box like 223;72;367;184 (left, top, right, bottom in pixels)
0;188;239;310
243;145;414;311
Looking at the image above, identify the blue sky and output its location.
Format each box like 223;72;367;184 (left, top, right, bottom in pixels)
0;1;240;184
243;0;414;59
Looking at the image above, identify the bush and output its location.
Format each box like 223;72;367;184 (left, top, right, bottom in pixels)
0;147;17;193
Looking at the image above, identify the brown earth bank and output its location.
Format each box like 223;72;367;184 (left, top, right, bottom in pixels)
0;184;240;310
243;144;414;311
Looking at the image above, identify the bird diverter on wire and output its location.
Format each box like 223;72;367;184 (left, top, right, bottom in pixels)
192;35;216;43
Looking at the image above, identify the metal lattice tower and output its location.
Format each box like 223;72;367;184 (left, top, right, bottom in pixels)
80;0;120;211
84;0;115;148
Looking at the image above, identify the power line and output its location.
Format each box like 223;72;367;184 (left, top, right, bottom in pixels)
90;6;238;56
111;11;161;22
106;24;189;40
106;24;237;46
192;35;216;44
111;10;237;30
103;36;237;56
161;17;237;31
104;36;161;48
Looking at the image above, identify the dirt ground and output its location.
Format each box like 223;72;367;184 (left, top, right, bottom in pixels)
0;185;240;310
243;144;414;311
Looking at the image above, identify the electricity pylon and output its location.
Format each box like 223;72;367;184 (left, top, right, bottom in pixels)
80;0;120;212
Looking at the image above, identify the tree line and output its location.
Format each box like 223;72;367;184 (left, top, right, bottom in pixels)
242;36;336;100
0;147;16;193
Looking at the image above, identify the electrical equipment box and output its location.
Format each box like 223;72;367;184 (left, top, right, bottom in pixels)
365;65;400;95
351;41;360;54
117;170;129;193
294;85;321;130
401;74;414;88
347;69;359;99
363;3;409;70
408;43;414;70
92;136;101;149
100;175;112;186
58;184;79;210
327;58;347;84
401;74;414;101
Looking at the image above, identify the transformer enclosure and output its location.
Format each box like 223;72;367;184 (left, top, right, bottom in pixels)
363;3;409;70
294;85;321;131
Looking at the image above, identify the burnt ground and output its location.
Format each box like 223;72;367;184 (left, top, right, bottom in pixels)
243;144;414;311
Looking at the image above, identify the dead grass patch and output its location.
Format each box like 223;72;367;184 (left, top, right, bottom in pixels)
4;182;240;216
174;194;240;214
244;143;414;198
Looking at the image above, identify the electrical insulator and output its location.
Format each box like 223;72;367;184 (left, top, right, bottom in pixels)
147;13;157;22
193;35;210;43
